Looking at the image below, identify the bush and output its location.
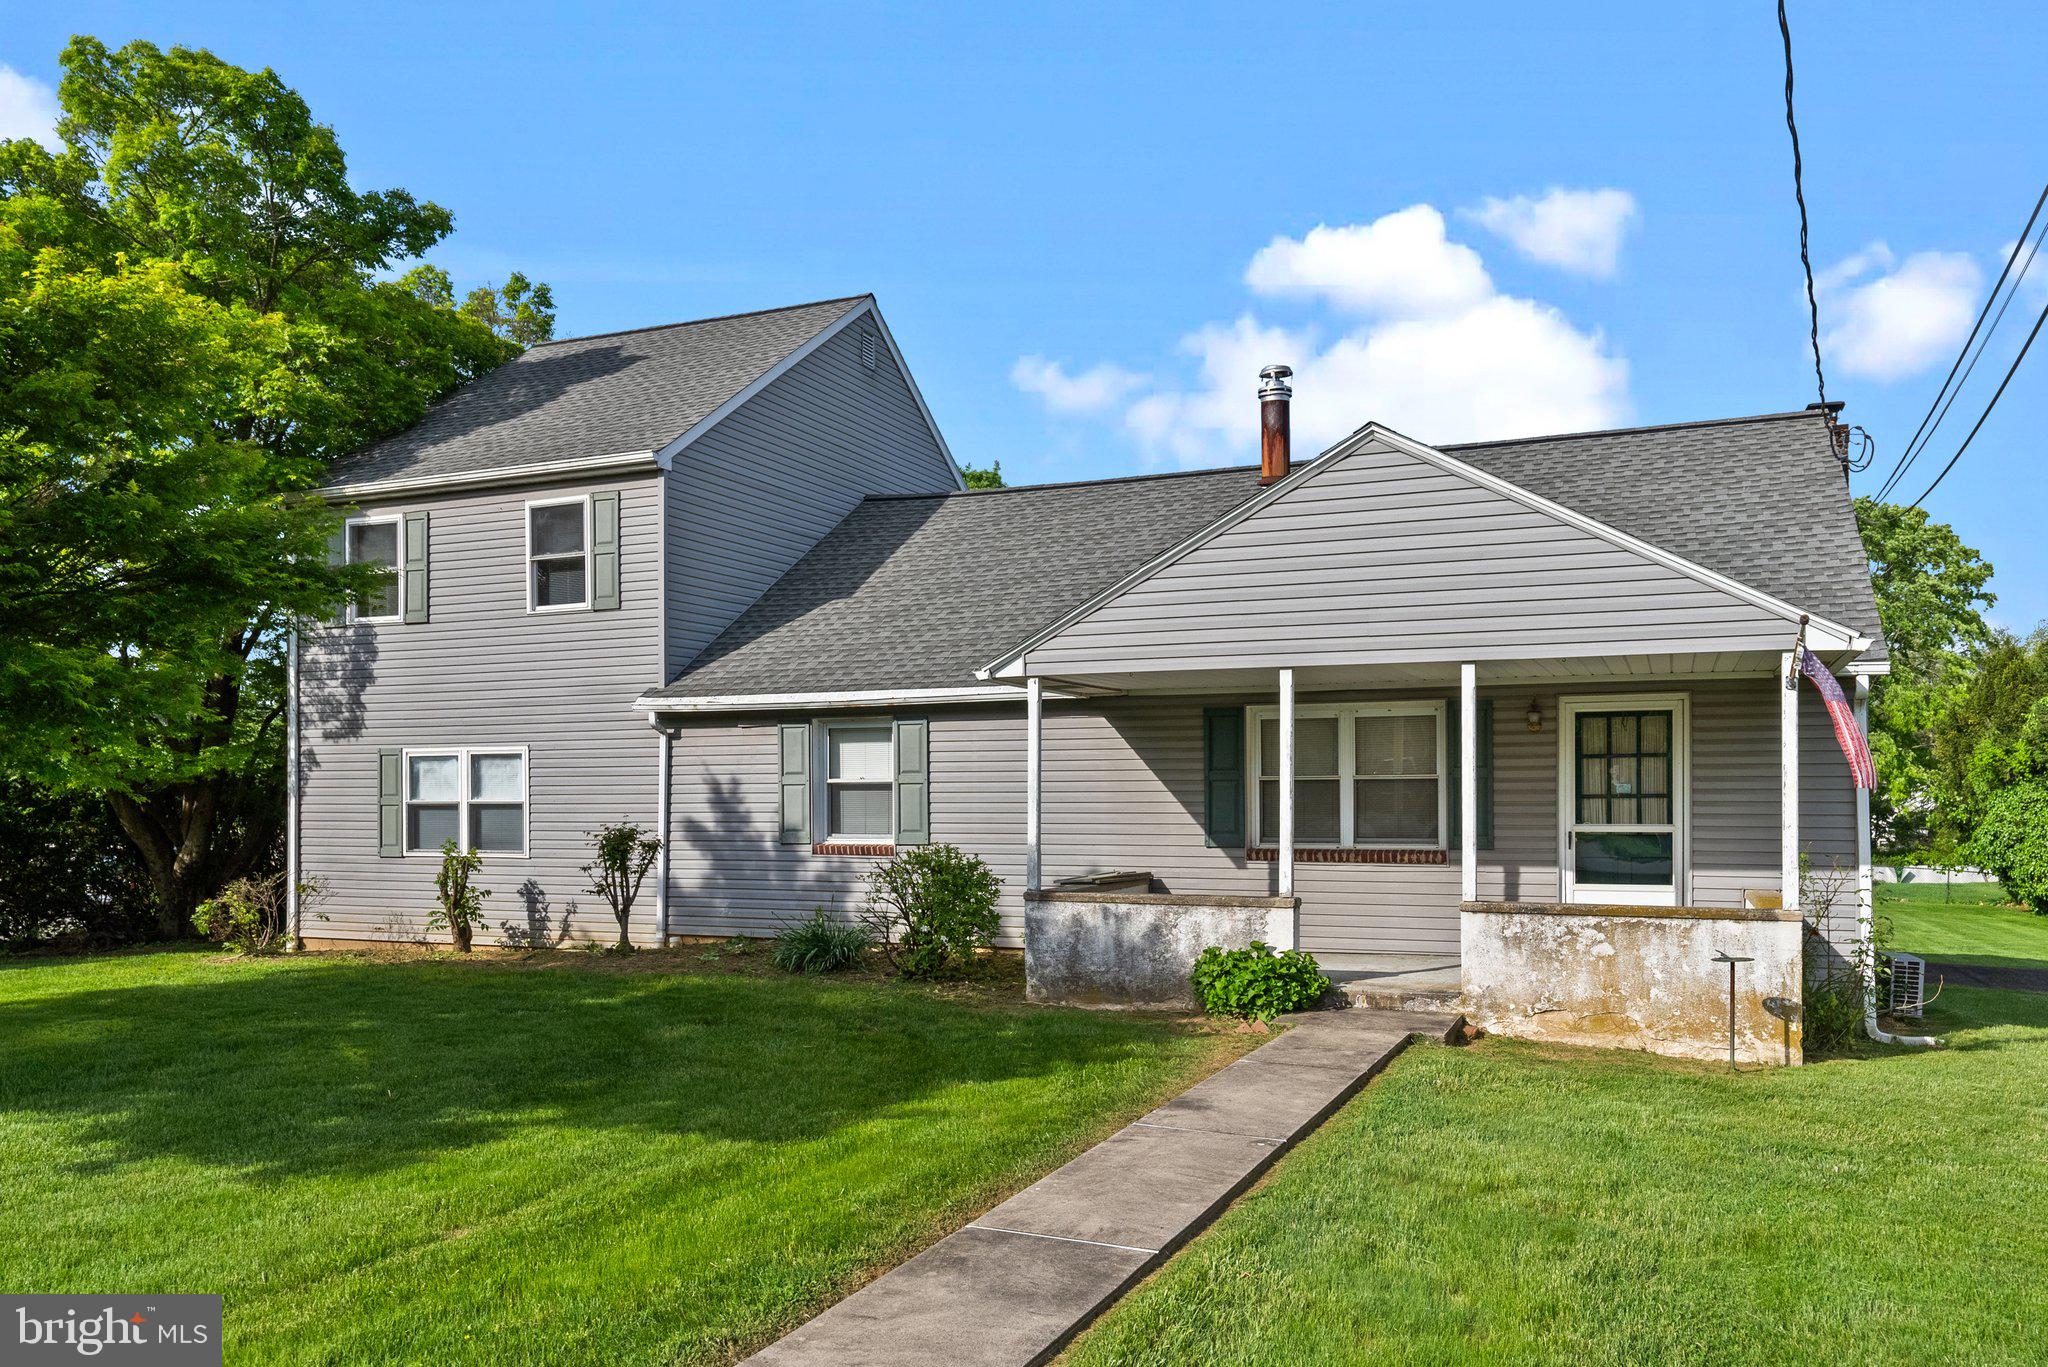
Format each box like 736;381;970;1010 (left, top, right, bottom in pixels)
581;821;662;952
1967;781;2048;913
0;780;154;949
860;844;1001;979
772;910;873;974
1191;942;1329;1022
430;841;490;951
194;871;324;954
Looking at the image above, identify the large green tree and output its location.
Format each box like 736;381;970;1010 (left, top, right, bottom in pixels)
0;38;550;933
1853;496;1996;850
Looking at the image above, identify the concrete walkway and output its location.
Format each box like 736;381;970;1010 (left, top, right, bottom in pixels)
1925;960;2048;994
747;1008;1459;1367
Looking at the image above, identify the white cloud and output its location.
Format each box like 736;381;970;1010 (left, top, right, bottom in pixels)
1010;356;1146;416
1998;237;2048;309
1820;245;1982;381
0;66;60;150
1244;206;1492;317
1464;188;1639;278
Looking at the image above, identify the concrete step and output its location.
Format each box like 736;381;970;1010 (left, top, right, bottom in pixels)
1331;976;1465;1014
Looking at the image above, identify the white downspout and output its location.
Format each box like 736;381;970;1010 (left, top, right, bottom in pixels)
1855;674;1939;1047
286;626;302;951
1780;650;1800;914
1276;667;1296;949
1025;677;1043;893
651;717;673;949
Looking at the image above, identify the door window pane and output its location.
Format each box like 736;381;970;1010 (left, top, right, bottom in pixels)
1578;714;1607;755
348;521;400;619
1575;832;1674;886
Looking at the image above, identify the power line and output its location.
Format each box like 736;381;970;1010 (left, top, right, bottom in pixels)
1778;0;1830;417
1877;216;2045;500
1909;293;2048;508
1875;182;2048;499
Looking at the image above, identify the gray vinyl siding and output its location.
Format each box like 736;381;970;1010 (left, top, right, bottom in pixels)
661;677;1866;960
662;322;958;678
1023;438;1797;676
298;472;664;945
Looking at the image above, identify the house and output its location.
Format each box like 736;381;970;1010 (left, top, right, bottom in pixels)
294;294;1885;1062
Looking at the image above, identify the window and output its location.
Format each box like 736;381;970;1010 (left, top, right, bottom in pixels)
404;748;527;854
1249;703;1445;848
346;518;401;621
527;497;589;610
826;724;893;840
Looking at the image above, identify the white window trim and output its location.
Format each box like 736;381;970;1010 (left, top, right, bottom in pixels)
525;494;592;614
1556;693;1692;906
400;744;531;858
345;514;404;624
1246;701;1448;849
817;719;896;845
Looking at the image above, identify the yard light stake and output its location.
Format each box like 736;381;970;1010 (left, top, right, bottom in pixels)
1713;952;1753;1068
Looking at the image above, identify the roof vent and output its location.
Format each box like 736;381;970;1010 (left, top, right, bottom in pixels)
859;330;879;373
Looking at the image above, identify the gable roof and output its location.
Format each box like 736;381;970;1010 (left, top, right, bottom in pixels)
643;408;1884;703
323;295;873;492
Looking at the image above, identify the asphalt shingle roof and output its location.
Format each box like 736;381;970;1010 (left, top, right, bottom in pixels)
324;296;869;487
648;408;1881;700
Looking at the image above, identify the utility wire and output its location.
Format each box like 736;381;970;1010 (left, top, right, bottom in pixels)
1877;216;2046;500
1909;293;2048;508
1778;0;1830;419
1875;182;2048;499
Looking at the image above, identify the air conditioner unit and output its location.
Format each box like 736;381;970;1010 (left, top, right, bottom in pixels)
1883;951;1926;1019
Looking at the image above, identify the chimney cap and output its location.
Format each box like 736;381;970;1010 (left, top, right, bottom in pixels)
1259;364;1293;398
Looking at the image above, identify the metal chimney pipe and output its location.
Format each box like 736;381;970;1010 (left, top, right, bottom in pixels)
1259;364;1293;485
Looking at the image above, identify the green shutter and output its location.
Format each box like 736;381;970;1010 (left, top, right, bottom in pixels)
377;748;402;857
591;490;621;611
778;722;810;845
1202;707;1246;848
328;525;349;628
1478;699;1495;851
894;716;930;846
1446;699;1462;848
402;512;429;624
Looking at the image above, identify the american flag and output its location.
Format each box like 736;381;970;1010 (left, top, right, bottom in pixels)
1796;644;1876;790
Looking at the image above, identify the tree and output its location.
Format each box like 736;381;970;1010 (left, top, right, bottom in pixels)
0;38;553;934
581;822;662;952
961;461;1004;490
1854;497;1996;850
1929;627;2048;838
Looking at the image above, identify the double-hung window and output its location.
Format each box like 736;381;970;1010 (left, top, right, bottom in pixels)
404;748;527;855
1249;702;1445;848
527;497;590;611
825;723;894;841
346;517;402;622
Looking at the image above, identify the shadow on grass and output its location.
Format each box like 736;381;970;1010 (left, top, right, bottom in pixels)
0;956;1190;1182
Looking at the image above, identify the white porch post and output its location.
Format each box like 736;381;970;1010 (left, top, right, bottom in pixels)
1780;650;1801;912
1277;668;1295;902
1854;674;1875;997
1460;662;1478;904
1025;677;1043;893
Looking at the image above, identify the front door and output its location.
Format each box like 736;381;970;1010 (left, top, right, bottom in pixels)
1560;698;1685;906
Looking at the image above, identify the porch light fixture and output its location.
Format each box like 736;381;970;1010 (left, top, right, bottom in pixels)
1526;700;1544;733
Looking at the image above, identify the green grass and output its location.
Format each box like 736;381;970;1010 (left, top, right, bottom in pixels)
1067;988;2048;1366
0;946;1250;1364
1878;878;2048;968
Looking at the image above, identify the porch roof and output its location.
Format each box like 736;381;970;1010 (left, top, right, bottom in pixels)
641;408;1882;709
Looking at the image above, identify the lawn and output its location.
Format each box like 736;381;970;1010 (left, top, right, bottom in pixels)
0;946;1251;1364
1878;878;2048;968
1066;987;2048;1365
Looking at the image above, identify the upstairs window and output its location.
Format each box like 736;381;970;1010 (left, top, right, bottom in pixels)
346;518;402;622
527;497;589;610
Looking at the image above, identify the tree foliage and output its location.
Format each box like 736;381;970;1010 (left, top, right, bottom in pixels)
0;37;552;933
960;460;1004;490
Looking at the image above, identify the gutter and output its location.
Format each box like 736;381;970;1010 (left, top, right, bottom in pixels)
634;685;1066;714
650;716;674;949
318;449;662;502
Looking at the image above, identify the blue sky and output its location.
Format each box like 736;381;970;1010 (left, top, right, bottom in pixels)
7;3;2044;626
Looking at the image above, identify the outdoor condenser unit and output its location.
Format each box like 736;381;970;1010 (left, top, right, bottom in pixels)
1883;951;1927;1019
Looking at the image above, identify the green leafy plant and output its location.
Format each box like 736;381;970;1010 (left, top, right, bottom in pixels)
193;871;326;954
1800;854;1892;1054
860;844;1001;979
772;910;873;974
1190;942;1329;1022
429;841;489;952
1968;781;2048;913
580;821;663;952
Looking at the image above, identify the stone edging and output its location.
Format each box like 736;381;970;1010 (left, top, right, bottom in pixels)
1023;890;1301;910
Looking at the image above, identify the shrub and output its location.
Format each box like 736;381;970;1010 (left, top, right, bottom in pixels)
1191;941;1329;1022
860;844;1001;979
772;910;873;974
581;821;663;952
194;872;325;954
430;840;490;951
1967;781;2048;913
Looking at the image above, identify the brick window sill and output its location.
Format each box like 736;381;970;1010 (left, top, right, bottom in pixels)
1245;846;1448;865
811;842;895;857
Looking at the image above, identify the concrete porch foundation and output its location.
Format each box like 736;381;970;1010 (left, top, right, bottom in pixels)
1023;891;1298;1009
